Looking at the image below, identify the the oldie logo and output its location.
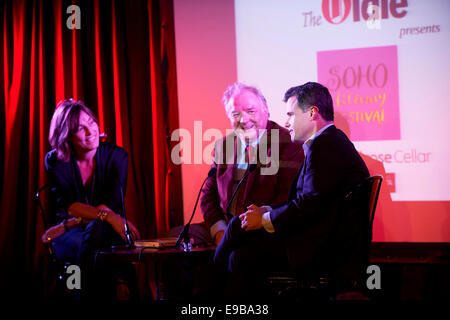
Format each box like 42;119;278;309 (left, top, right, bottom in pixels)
318;45;400;141
321;0;407;25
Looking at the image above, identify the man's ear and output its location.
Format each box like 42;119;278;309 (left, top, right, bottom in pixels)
310;106;319;119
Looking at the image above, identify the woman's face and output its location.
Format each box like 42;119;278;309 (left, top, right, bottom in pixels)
70;111;99;155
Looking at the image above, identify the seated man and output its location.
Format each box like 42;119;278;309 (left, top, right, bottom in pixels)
214;82;370;299
165;82;303;299
202;82;303;247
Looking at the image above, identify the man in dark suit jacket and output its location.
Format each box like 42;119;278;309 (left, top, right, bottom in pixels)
215;82;370;299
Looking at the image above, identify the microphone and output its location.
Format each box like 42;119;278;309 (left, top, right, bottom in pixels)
176;167;217;248
225;163;257;220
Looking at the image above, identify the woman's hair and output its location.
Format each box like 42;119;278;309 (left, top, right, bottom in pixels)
49;99;99;162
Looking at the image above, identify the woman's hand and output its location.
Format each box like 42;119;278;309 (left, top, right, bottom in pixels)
41;223;65;243
105;211;141;241
94;205;141;241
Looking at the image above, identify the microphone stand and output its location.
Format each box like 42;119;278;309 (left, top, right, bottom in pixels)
176;168;217;249
121;186;134;248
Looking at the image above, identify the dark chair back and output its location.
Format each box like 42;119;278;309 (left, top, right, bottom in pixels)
344;174;383;243
267;175;384;300
35;184;57;260
36;184;51;229
333;175;383;300
367;175;383;232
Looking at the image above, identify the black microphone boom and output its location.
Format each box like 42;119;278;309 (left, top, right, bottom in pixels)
121;185;134;247
225;163;257;219
176;167;217;247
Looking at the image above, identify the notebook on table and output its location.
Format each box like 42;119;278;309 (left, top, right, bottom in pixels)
134;237;178;248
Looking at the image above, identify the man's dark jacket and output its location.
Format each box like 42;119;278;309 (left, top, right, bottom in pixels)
271;125;370;286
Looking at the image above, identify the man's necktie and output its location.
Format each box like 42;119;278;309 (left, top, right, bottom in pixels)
246;144;257;165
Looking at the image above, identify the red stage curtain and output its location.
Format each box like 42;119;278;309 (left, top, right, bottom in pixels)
0;0;183;297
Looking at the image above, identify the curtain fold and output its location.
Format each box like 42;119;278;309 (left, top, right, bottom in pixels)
0;0;182;298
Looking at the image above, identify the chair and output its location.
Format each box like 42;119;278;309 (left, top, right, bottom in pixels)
36;184;73;299
334;175;382;300
367;175;383;239
266;175;383;301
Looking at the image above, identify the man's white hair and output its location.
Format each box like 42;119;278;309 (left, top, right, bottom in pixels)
222;82;268;111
